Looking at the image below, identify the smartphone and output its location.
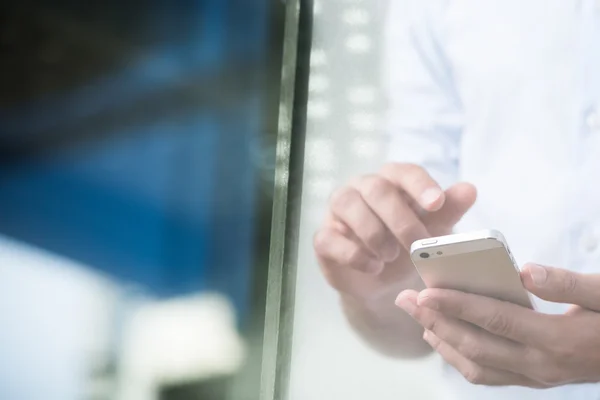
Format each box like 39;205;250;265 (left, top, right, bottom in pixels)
410;229;536;310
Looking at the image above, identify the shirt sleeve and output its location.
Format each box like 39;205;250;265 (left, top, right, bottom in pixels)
383;0;463;189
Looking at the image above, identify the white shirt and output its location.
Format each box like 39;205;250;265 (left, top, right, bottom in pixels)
385;1;600;399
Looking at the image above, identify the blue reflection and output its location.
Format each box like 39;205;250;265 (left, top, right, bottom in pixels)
0;0;270;397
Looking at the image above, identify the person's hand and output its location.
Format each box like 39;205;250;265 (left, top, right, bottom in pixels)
314;163;477;302
397;264;600;388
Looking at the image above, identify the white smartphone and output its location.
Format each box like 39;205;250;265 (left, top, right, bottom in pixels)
410;229;536;310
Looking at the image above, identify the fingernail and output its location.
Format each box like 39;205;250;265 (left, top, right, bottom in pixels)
395;293;417;315
529;264;548;286
420;188;443;208
423;330;431;340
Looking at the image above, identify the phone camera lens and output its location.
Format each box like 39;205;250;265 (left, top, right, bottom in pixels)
420;252;430;259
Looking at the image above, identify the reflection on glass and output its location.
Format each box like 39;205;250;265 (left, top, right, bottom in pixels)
0;1;286;399
299;1;600;400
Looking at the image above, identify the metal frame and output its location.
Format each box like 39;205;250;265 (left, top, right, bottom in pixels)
260;0;312;399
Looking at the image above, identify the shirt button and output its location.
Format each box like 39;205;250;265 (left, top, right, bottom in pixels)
586;108;600;132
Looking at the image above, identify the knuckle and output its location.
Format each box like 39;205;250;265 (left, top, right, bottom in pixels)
453;299;470;318
397;162;422;176
524;351;564;384
362;226;387;248
426;333;442;350
330;186;361;211
562;273;579;294
359;175;393;200
341;245;366;267
525;350;568;386
381;162;423;180
428;339;441;351
403;166;427;186
457;335;484;362
551;340;577;360
485;312;512;336
410;306;424;321
536;329;563;353
524;347;544;367
463;366;486;385
392;221;418;241
418;311;438;332
379;162;401;177
319;263;340;290
313;229;332;256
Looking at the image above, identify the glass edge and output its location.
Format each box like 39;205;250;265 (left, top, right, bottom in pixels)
259;0;312;399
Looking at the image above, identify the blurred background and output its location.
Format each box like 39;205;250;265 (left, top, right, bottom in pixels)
0;1;287;399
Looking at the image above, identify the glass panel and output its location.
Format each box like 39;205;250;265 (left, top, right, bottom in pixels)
287;1;440;399
0;1;287;399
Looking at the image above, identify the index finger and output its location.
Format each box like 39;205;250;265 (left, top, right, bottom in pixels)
417;289;562;347
379;163;445;212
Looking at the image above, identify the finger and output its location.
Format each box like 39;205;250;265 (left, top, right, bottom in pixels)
423;331;546;388
352;175;429;250
399;299;529;374
329;186;400;262
521;264;600;312
395;290;420;314
416;289;560;347
314;227;383;275
422;182;477;233
379;163;445;211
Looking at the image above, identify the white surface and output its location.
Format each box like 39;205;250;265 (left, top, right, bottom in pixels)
116;293;245;400
0;234;246;400
288;1;440;399
0;234;119;400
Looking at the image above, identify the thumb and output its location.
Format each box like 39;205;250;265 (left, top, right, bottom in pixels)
521;263;600;312
424;182;477;232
